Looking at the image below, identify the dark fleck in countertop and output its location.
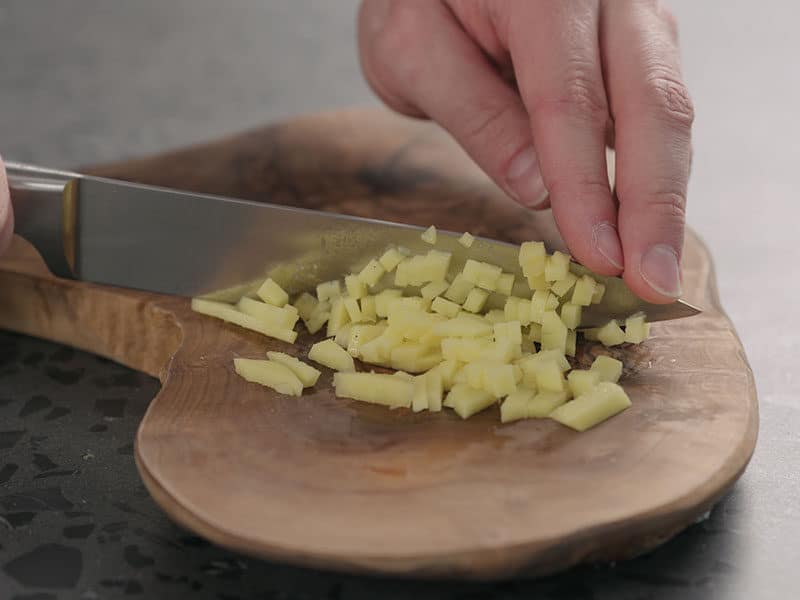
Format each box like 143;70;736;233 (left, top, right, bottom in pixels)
1;1;798;599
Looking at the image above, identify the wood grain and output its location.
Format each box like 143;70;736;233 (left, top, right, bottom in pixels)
0;108;758;579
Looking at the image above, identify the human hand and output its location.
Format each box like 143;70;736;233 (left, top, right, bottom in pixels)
0;157;12;256
358;0;693;303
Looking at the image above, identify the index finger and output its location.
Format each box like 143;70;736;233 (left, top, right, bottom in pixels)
0;157;13;256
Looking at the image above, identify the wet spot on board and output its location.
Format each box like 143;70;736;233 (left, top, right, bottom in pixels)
89;423;108;433
0;464;19;485
0;487;73;511
43;406;71;421
44;366;85;385
19;395;51;418
1;512;36;528
33;453;58;472
0;430;26;450
95;397;126;419
63;523;95;539
124;544;155;568
48;347;75;362
3;543;82;588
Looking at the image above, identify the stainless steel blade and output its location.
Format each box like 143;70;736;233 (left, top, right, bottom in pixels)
7;162;700;326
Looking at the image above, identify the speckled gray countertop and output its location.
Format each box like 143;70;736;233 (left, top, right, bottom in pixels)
1;2;798;599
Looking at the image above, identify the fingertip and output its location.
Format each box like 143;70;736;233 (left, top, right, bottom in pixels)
623;244;683;304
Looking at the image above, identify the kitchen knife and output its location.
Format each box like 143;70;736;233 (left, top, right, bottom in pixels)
6;161;700;327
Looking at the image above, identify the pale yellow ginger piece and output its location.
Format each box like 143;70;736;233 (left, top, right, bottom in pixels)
421;280;449;300
390;343;442;373
590;355;623;383
482;309;503;324
394;259;411;287
591;282;606;304
303;301;330;335
526;271;549;291
534;359;566;393
379;247;405;272
494;321;522;346
462;259;503;291
393;370;414;380
560;303;582;330
309;339;356;372
500;388;536;423
412;375;428;412
566;329;577;357
624;313;651;344
526;349;571;371
527;322;542;343
431;315;492;338
530;289;552;324
572;275;597;306
444;273;475;304
550;272;578;298
326;298;351;337
428;359;462;391
374;289;403;318
397;251;452;286
461;361;517;397
387;296;430;315
504;297;521;321
546;292;560;310
293;292;318;321
425;369;444;411
541;310;568;353
359;296;377;322
495;273;515;296
358;259;386;288
431;296;461;318
192;299;298;343
519;241;546;277
345;274;368;300
347;323;386;357
421;225;437;244
550;382;631;431
316;280;342;303
387;306;443;340
462;288;490;313
343;297;364;323
441;337;490;362
567;369;601;398
479;340;520;363
545;251;571;282
334;324;353;348
234;358;303;396
237;297;299;329
266;351;321;387
333;372;413;408
458;232;475;248
446;384;496;419
257;278;289;307
528;391;570;418
596;320;626;346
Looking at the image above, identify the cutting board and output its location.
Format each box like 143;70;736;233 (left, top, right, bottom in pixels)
0;108;758;579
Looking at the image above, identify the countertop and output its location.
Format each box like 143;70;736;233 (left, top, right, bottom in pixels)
1;1;797;598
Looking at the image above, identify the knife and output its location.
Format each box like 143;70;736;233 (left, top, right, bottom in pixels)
6;161;700;328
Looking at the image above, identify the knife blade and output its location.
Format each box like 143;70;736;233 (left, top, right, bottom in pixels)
6;161;700;327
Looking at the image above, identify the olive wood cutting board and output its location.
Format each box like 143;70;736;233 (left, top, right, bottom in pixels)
0;108;758;579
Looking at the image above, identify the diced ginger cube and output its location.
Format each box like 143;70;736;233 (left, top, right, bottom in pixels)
421;280;450;300
431;296;461;318
596;320;626;346
624;313;650;344
591;282;606;304
572;275;596;306
237;297;298;329
484;309;506;324
480;340;519;363
590;355;623;383
462;259;502;291
444;274;475;304
500;388;536;423
191;299;298;343
293;292;318;321
534;360;566;393
234;358;303;396
390;343;442;373
494;321;522;346
528;391;570;418
257;278;289;307
441;338;489;362
481;362;518;397
379;247;405;272
343;297;363;323
560;303;582;330
566;329;577;357
550;273;577;298
496;273;515;296
266;351;321;387
446;384;496;419
303;301;330;335
374;289;403;318
360;296;377;322
309;339;356;372
334;323;353;348
428;359;462;391
458;232;475;247
504;297;521;321
545;251;571;281
462;288;490;313
347;323;386;357
421;225;437;244
567;369;601;398
357;259;386;287
526;271;549;291
316;280;341;303
549;382;631;431
345;274;368;300
412;375;428;412
326;298;351;337
333;372;413;408
541;310;568;353
432;314;492;339
519;241;546;277
530;289;552;324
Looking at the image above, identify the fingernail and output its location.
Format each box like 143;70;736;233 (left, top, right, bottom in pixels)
592;223;624;270
506;146;548;208
640;244;682;299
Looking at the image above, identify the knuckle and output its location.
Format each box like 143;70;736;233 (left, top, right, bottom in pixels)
628;187;687;221
532;60;608;122
458;101;517;147
642;70;695;129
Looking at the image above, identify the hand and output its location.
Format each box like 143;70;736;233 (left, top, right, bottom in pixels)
358;0;693;303
0;157;12;256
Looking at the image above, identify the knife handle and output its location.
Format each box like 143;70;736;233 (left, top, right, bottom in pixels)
6;161;81;279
